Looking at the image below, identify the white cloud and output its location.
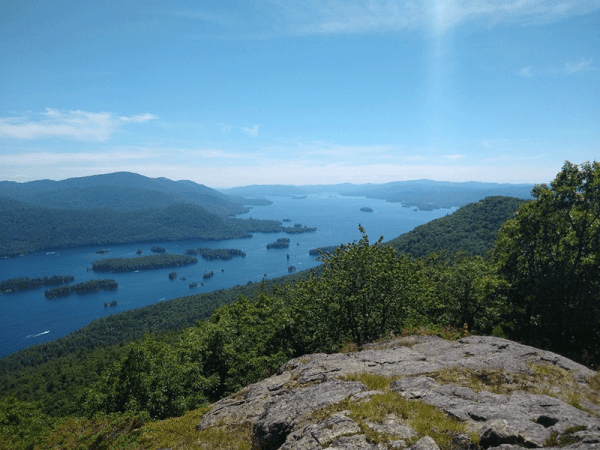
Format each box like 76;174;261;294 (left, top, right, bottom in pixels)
0;109;157;142
256;1;600;36
517;66;534;77
119;113;158;123
241;124;260;137
564;58;595;75
443;154;465;160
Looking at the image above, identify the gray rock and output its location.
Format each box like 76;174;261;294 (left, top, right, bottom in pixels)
407;436;440;450
196;335;599;450
253;380;366;449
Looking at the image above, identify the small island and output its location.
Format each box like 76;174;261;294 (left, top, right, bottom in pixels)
267;238;290;249
283;224;317;234
169;271;177;280
1;275;75;293
95;249;109;254
203;271;214;280
151;246;166;253
288;265;296;272
360;207;373;212
308;246;339;256
136;248;143;255
189;282;198;288
184;247;246;260
104;301;117;307
44;279;118;299
92;254;198;272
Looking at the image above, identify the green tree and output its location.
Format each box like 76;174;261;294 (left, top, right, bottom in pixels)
82;333;217;420
286;226;429;353
494;161;600;364
423;252;508;334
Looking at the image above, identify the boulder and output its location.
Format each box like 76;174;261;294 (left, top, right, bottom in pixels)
197;335;600;449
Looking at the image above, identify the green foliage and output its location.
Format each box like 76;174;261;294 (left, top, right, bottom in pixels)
92;254;198;272
0;200;283;257
37;411;148;450
388;196;528;258
82;333;217;420
0;275;74;293
421;252;508;335
495;161;600;364
0;396;56;450
285;225;430;352
196;294;294;397
44;279;118;299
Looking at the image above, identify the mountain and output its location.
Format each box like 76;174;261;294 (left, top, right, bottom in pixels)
387;196;528;257
221;180;535;210
0;200;282;257
0;172;260;216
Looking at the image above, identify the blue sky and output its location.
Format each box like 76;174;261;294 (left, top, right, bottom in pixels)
1;1;598;187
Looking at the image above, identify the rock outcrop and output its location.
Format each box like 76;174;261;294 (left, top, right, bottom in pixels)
197;335;600;449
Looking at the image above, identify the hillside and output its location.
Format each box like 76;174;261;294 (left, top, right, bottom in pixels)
0;171;266;216
387;196;528;257
0;199;282;257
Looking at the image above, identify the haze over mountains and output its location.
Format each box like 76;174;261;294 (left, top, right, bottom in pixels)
0;171;536;257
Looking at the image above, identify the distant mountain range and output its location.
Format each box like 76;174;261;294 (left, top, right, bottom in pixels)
220;179;536;210
0;172;267;216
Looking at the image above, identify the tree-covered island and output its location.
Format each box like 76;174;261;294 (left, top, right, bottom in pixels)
92;254;198;272
1;275;74;293
44;279;118;299
184;247;246;260
282;223;317;234
267;238;290;249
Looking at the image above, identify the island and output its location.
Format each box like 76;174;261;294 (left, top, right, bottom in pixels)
1;275;75;293
184;247;246;260
282;223;317;234
169;272;177;280
104;301;117;307
136;248;143;255
151;246;166;253
44;279;118;299
360;207;373;212
267;238;290;249
308;246;339;256
189;282;197;288
91;254;198;272
95;249;109;254
203;271;214;280
288;265;296;272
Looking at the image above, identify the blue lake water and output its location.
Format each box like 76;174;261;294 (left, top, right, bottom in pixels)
0;194;455;357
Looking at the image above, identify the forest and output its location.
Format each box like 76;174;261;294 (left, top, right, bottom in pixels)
92;254;198;272
0;161;598;450
0;201;299;257
0;275;74;293
44;279;119;299
185;247;246;260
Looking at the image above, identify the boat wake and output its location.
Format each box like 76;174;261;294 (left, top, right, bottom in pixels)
25;330;50;339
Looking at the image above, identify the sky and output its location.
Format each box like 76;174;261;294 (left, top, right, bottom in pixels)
0;1;599;188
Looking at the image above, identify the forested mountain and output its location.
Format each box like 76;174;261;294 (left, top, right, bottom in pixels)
0;199;282;257
221;179;534;210
1;162;599;450
387;196;528;257
0;171;266;216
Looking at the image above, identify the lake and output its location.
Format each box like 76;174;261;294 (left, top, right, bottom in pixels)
0;194;455;357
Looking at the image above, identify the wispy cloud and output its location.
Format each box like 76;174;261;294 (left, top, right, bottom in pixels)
119;113;158;123
517;66;534;77
564;58;595;74
443;154;465;160
254;1;600;36
241;124;260;137
517;58;598;77
0;109;157;141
